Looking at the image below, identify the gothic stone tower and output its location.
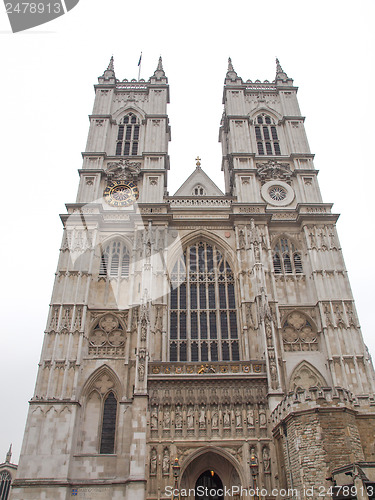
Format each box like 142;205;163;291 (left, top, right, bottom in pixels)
11;58;375;500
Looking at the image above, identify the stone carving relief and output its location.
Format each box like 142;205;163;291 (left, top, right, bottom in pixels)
105;159;141;182
256;160;292;185
88;313;127;356
282;311;318;351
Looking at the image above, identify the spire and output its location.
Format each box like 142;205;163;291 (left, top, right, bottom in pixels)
107;55;114;72
6;444;12;463
100;55;116;82
275;57;289;81
157;56;163;72
225;57;242;84
150;56;167;82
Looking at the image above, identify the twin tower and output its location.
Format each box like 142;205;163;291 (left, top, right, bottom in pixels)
11;58;375;500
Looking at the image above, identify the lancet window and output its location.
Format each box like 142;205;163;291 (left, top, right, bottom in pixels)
255;114;281;156
99;241;130;278
100;392;117;454
115;112;140;156
169;241;239;362
0;471;12;500
273;237;303;275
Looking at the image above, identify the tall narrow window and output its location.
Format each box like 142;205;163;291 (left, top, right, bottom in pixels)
254;114;281;155
273;238;303;275
0;471;12;500
169;242;239;362
99;241;130;278
115;113;140;156
100;392;117;454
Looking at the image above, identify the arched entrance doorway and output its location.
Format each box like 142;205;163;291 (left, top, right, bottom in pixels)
179;449;243;499
195;470;224;499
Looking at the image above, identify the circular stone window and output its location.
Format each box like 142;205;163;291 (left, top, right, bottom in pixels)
269;185;287;201
261;180;295;206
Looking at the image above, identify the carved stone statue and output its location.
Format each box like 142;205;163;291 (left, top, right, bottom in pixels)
150;448;157;475
162;449;170;475
223;407;231;428
150;407;158;430
163;407;171;429
262;447;270;472
175;406;183;429
259;407;267;427
199;406;206;428
235;407;242;428
187;407;194;429
211;408;219;428
247;408;254;427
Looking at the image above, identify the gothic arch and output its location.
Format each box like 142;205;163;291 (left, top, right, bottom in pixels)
281;309;318;333
288;360;327;392
168;229;238;275
80;364;122;401
179;447;245;492
112;104;146;123
249;106;282;123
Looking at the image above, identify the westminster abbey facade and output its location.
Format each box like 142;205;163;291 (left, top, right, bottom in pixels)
11;58;375;499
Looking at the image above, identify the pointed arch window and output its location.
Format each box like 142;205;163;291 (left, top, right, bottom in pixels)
100;392;117;454
169;241;239;362
255;114;281;156
273;237;303;275
115;112;140;156
0;471;12;500
99;241;130;278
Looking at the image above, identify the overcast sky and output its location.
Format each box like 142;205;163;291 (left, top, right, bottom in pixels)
0;0;374;463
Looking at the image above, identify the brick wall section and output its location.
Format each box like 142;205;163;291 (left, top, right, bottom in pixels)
319;409;364;468
283;412;328;492
356;416;375;461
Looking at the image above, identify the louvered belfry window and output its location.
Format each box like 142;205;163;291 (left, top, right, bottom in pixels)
169;242;239;362
115;113;140;156
255;114;281;156
100;392;117;454
99;241;130;278
273;238;303;275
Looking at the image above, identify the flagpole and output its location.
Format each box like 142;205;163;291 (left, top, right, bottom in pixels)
138;52;142;81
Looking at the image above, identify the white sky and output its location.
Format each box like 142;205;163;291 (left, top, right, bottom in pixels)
0;0;374;463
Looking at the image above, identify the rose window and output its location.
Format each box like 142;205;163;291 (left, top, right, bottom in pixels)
269;186;287;201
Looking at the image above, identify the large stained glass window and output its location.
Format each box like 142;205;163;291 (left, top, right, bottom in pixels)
169;242;239;362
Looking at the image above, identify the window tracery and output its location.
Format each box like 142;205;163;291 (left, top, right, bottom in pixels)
169;241;239;362
0;471;12;500
115;112;140;156
99;241;130;278
88;313;126;356
273;237;303;275
255;114;281;156
282;312;318;351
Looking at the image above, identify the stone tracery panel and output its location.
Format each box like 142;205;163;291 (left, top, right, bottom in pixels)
281;311;318;351
88;312;128;356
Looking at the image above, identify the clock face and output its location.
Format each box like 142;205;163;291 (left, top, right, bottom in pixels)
103;180;139;207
